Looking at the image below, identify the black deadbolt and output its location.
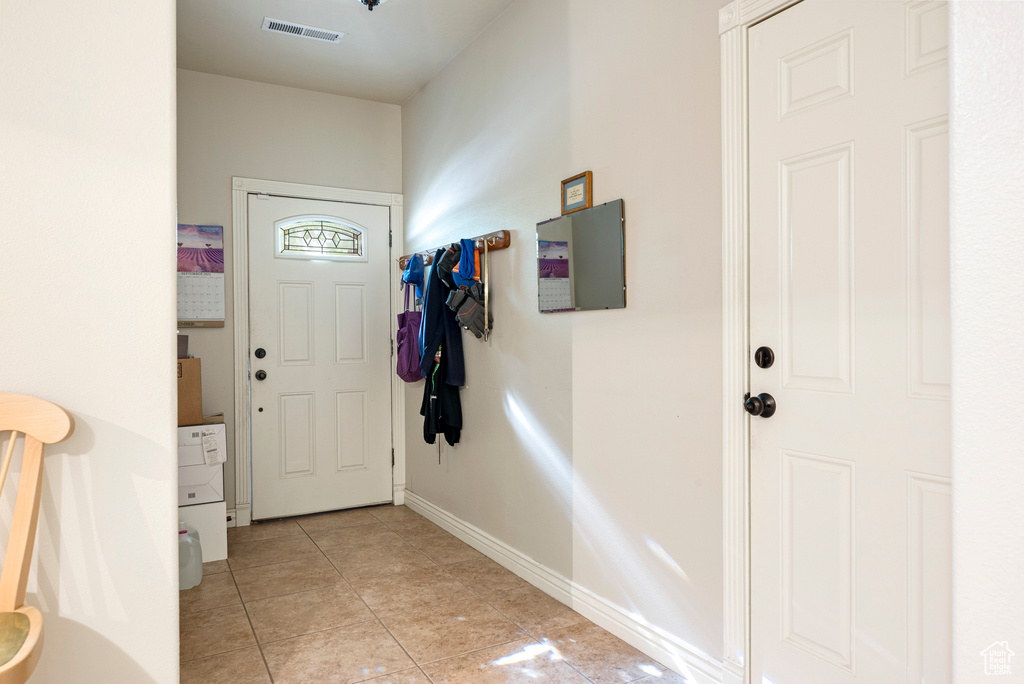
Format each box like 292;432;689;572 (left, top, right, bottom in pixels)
258;407;263;412
744;392;777;418
254;348;266;359
255;370;267;381
754;346;774;369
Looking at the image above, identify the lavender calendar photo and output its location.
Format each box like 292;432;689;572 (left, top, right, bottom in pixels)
177;224;224;273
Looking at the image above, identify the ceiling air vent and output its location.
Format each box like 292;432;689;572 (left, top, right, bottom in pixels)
261;18;344;44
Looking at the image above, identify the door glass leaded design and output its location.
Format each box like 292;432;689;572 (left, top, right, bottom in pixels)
277;216;364;260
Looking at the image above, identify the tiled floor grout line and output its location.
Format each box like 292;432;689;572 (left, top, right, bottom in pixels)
413;635;528;669
236;516;387;683
251;615;381;647
306;512;466;684
228;565;277;683
290;519;448;683
178;643;259;666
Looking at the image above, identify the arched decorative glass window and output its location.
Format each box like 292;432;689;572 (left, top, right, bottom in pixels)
276;216;365;261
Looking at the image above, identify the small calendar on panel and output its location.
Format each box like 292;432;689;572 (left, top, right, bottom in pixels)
177;224;226;327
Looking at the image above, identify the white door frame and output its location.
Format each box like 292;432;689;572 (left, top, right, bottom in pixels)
719;2;801;683
230;176;406;527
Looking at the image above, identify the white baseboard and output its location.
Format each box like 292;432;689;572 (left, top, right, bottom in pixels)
403;491;724;684
234;504;251;527
225;509;237;529
721;664;744;684
393;483;406;506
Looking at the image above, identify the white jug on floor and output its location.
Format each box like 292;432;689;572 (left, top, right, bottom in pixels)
178;521;203;590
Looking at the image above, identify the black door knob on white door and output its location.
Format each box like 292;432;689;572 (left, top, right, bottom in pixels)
744;392;776;418
255;370;267;381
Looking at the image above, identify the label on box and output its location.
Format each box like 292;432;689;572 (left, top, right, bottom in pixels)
202;427;225;466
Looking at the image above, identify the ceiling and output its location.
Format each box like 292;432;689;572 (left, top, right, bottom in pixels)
177;0;518;105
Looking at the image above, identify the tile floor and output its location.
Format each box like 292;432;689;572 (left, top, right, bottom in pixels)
179;504;686;683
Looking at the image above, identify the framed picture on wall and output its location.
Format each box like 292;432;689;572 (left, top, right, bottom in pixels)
561;171;593;215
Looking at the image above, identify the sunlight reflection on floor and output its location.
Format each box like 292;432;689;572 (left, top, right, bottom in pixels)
491;641;564;667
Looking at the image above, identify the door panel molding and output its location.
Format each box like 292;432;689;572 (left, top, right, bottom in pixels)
231;176;405;527
780;450;856;672
780;142;855;394
720;3;802;683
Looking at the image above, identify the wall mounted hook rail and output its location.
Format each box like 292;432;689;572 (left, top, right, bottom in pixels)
398;229;511;269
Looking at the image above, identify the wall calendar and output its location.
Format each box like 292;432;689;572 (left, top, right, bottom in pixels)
177;224;225;328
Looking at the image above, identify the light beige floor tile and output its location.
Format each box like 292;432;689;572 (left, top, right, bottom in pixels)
324;541;438;581
349;565;475;617
262;619;414;684
307;521;406;551
406;532;485;565
545;621;673;684
421;638;591;683
381;598;525;664
367;505;424;524
486;584;591;637
179;570;241;614
227;519;304;544
247;583;375;643
179;646;271;684
296;508;379;533
233;555;345;602
227;533;323;571
179;603;256;663
362;668;432;683
444;557;532;599
383;516;444;538
203;559;230;575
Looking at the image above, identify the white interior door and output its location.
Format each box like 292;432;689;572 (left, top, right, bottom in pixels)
749;1;950;682
248;194;393;520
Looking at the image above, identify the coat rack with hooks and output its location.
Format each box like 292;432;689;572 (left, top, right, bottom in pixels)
398;230;511;269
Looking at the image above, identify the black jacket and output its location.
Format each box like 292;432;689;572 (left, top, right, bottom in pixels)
418;246;465;386
420;348;462;446
418;246;464;445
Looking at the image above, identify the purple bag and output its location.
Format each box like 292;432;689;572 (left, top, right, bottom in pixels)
396;283;423;382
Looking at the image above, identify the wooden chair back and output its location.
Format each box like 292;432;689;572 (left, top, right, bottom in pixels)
0;394;74;612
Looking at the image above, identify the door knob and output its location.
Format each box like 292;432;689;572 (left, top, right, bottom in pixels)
744;392;776;418
255;370;267;381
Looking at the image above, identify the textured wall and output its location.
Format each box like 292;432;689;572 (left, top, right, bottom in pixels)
0;0;179;680
950;3;1024;681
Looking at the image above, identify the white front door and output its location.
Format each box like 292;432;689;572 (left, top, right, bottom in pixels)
248;194;393;520
749;2;950;682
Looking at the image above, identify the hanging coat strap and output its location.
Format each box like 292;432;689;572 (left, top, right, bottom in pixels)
483;238;490;341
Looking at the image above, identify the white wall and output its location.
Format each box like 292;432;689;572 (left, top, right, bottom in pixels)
177;70;402;513
0;0;178;682
402;0;724;661
950;3;1024;681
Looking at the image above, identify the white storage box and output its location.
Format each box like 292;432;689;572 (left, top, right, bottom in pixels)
178;423;225;506
179;501;228;562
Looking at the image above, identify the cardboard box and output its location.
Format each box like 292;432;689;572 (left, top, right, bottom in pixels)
178;423;225;506
177;358;202;427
